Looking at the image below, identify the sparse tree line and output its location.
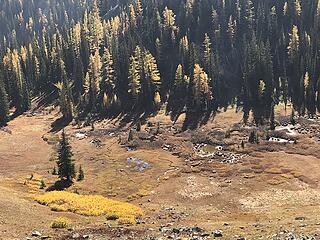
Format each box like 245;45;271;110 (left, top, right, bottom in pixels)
1;0;320;128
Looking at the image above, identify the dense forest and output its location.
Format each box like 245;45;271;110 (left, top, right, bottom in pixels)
0;0;320;129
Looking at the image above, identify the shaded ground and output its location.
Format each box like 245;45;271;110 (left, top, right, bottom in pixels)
0;106;320;239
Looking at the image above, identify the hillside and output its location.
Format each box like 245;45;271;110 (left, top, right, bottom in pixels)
0;0;320;127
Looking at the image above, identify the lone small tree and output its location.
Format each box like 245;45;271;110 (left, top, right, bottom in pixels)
249;131;259;144
290;109;296;125
52;166;57;175
128;129;134;141
57;130;75;183
241;140;245;149
40;179;46;189
270;106;275;130
77;165;85;181
136;120;141;132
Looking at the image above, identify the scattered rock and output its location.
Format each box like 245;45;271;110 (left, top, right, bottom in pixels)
295;216;306;221
193;143;248;164
268;137;294;144
31;230;42;237
126;146;136;152
191;226;203;232
127;157;151;171
160;227;171;232
41;236;51;239
201;232;210;237
90;138;103;148
213;230;223;237
72;233;80;239
0;127;12;134
75;133;87;140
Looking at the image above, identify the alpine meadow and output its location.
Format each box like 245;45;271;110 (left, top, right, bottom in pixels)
0;0;320;239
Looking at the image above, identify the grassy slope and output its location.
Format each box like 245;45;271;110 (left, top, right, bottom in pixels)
0;106;320;239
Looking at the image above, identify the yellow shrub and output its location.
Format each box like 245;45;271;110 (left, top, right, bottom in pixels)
51;217;71;229
34;191;142;224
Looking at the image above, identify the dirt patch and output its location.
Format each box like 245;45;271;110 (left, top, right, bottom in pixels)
239;186;320;212
178;175;219;200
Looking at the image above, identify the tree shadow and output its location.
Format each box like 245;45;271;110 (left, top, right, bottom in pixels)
50;117;71;133
182;110;205;130
5;92;57;126
9;108;25;122
182;111;217;131
46;179;72;192
114;106;216;132
31;91;57;114
181;102;218;131
117;111;154;129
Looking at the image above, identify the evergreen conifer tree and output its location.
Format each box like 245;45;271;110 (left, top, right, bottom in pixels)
77;165;84;181
57;130;75;183
0;75;9;126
